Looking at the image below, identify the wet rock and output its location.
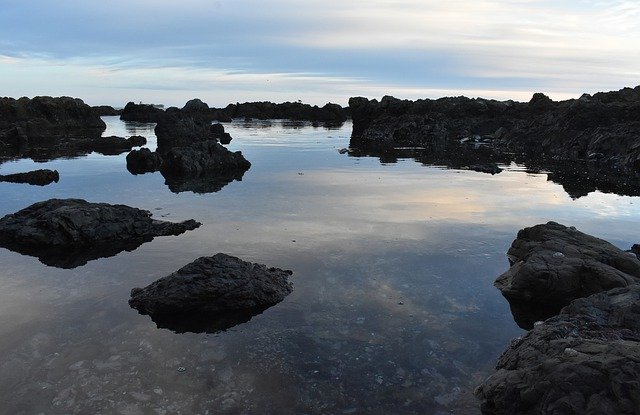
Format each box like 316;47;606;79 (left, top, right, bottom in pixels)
468;164;503;175
155;108;228;152
0;169;59;186
494;221;640;329
160;140;250;177
348;86;640;194
0;198;201;268
129;253;293;333
126;148;163;174
119;102;165;123
476;284;640;415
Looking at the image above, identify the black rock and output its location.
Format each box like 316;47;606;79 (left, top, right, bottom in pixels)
126;148;163;174
494;222;640;329
129;253;293;333
92;105;121;116
0;199;201;268
476;284;640;414
0;169;59;186
160;140;250;177
220;101;348;123
119;102;165;123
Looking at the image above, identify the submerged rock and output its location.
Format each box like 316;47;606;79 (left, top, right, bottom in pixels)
129;253;293;333
0;169;59;186
494;221;640;329
0;199;201;268
476;284;640;414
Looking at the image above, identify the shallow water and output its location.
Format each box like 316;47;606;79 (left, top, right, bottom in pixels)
0;117;638;414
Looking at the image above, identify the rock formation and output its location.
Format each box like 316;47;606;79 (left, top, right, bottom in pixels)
0;169;59;186
119;102;165;123
129;253;293;333
0;198;200;268
476;285;640;414
494;222;640;329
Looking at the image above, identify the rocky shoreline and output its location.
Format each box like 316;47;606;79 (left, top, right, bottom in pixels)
476;222;640;414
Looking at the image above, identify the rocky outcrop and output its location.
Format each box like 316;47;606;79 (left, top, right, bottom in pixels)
155;106;234;153
220;101;348;124
92;105;121;116
160;140;250;177
126;147;163;174
119;102;165;123
348;87;640;194
0;199;200;268
0;96;106;156
0;169;59;186
476;284;640;414
494;222;640;329
129;253;293;333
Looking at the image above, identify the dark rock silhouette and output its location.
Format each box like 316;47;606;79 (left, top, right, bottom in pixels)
476;284;640;414
92;105;121;116
0;199;201;268
494;221;640;329
129;253;293;334
119;102;165;123
160;140;250;176
126;147;163;174
220;101;348;124
0;169;59;186
348;86;640;197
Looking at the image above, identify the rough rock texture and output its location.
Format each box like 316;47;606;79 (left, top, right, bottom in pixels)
126;147;163;174
0;199;200;268
155;106;233;153
494;221;640;328
160;140;251;177
348;87;640;196
129;253;293;333
0;169;59;186
476;284;640;415
119;102;165;123
0;96;106;157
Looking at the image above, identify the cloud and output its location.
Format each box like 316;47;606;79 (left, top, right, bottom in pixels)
0;1;638;104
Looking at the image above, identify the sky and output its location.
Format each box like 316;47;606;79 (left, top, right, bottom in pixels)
0;0;639;107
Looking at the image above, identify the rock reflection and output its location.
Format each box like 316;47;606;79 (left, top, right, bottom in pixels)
134;307;269;334
162;170;247;194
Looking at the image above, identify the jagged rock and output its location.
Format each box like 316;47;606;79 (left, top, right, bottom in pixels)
129;253;293;333
0;199;200;268
476;284;640;414
126;147;163;174
119;102;165;122
160;140;250;177
0;169;59;186
494;222;640;328
155;106;231;152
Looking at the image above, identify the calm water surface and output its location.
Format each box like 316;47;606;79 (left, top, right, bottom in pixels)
0;117;639;414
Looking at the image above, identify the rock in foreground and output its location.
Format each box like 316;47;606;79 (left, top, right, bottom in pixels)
129;253;293;333
476;284;640;414
0;199;201;268
0;169;59;186
494;221;640;328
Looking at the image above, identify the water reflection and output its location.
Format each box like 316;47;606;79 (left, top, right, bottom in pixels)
0;119;639;414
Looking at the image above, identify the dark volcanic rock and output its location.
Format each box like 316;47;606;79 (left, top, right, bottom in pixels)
476;284;640;415
348;86;640;197
160;140;250;177
494;222;640;329
126;147;163;174
119;102;165;123
221;101;348;124
0;199;201;268
0;169;59;186
155;105;233;152
129;253;293;333
92;105;121;116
